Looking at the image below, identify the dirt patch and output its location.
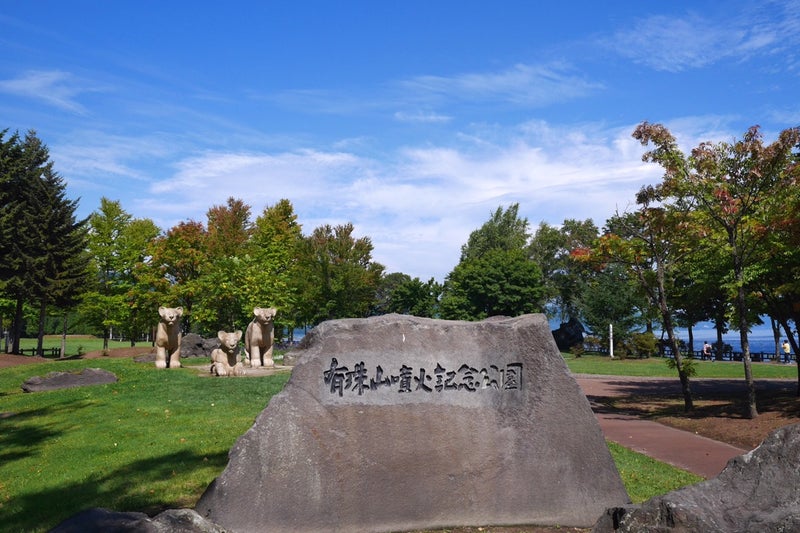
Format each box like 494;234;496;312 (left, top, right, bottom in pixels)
611;388;800;450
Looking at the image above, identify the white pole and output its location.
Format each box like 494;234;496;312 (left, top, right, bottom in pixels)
609;323;614;359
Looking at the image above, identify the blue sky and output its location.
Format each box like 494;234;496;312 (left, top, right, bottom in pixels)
2;1;799;282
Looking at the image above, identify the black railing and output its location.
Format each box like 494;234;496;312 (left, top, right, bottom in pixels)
15;347;61;358
661;346;793;363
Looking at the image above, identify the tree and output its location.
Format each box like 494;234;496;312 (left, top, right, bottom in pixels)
460;203;529;261
144;220;208;332
244;199;303;333
192;198;254;332
206;197;252;259
440;248;545;320
0;129;27;353
528;219;599;321
24;154;91;355
376;273;441;317
81;197;131;350
634;122;800;418
597;203;697;411
442;204;544;320
0;130;89;354
297;223;384;325
578;263;647;353
120;218;161;345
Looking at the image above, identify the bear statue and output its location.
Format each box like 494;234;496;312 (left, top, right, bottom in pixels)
210;330;245;377
155;306;183;369
244;307;277;368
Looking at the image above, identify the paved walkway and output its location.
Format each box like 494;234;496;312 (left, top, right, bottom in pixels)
573;374;800;479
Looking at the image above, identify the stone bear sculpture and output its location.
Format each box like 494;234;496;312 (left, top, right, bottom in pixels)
244;307;277;368
211;330;244;377
155;306;183;369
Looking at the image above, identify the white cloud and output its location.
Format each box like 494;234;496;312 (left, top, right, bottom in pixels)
402;63;603;107
393;110;451;123
0;70;93;113
605;3;800;72
125;120;672;280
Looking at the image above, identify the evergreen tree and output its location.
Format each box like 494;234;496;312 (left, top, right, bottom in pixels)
0;130;89;354
0;129;25;352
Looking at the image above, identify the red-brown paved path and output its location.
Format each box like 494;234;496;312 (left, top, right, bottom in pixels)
574;374;800;479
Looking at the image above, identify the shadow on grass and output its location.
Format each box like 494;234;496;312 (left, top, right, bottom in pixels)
0;400;95;463
2;449;229;532
586;378;799;420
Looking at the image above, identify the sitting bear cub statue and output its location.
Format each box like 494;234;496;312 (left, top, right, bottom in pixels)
211;330;244;377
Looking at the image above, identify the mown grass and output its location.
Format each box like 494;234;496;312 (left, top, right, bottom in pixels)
0;357;290;532
17;336;142;357
563;353;798;379
607;442;702;503
0;349;720;532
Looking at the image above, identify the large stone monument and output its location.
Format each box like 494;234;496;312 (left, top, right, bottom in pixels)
196;313;628;532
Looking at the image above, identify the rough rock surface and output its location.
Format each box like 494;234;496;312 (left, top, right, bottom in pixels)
181;333;219;358
49;507;226;533
551;317;585;352
196;313;628;533
21;368;117;392
592;422;800;533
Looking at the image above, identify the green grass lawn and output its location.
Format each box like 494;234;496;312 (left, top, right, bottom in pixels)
0;357;290;532
0;350;725;531
563;353;798;379
17;336;143;357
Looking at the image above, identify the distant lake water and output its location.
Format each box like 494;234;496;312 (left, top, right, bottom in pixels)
548;317;793;355
671;323;790;354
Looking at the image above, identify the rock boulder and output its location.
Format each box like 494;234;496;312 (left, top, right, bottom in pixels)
593;422;800;533
21;368;117;393
180;333;218;358
196;313;628;532
49;507;225;533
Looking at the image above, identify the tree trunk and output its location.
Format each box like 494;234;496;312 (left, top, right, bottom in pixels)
11;297;24;354
655;264;693;411
737;283;758;418
60;314;68;358
781;315;800;397
770;317;781;361
36;300;47;357
731;234;758;418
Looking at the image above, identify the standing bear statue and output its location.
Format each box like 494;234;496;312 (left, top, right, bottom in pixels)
211;330;245;376
244;307;277;368
155;306;183;369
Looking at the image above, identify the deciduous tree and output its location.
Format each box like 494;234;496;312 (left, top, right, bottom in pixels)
441;248;544;320
297;223;384;325
634;122;800;417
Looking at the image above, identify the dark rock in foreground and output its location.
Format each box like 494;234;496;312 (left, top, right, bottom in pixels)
49;507;225;533
592;422;800;533
22;368;117;393
197;313;628;532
